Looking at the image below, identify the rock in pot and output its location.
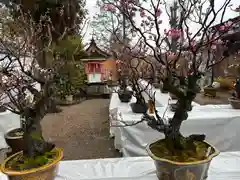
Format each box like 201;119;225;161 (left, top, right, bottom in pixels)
5;128;24;155
146;139;219;180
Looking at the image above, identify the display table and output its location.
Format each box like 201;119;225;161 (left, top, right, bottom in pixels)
109;80;240;156
0;151;239;180
113;104;240;156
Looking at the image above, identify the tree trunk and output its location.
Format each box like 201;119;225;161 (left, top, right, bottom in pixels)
23;118;54;158
165;75;200;151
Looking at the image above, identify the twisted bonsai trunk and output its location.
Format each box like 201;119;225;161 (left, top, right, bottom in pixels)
22;94;55;158
164;74;204;153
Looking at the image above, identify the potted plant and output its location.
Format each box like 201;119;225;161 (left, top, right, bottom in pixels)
117;76;133;103
0;105;6;113
102;0;234;179
229;77;240;109
4;117;25;156
203;85;217;97
203;53;218;97
160;81;168;93
129;73;148;113
0;7;64;179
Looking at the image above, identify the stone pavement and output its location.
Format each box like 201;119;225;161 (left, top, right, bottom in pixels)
41;99;120;160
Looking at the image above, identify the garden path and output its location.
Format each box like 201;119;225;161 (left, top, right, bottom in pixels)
41;99;120;160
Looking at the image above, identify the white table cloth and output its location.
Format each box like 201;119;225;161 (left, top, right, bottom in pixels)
0;151;239;180
113;104;240;156
109;79;240;156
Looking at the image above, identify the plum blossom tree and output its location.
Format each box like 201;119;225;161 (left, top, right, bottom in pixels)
103;0;238;155
0;6;64;162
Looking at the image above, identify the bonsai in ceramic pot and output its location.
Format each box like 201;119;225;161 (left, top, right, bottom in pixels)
102;0;235;179
139;73;220;180
0;8;66;179
129;75;148;114
229;77;240;109
117;76;133;103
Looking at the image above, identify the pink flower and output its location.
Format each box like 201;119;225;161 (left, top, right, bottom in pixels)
156;9;162;17
116;60;122;64
190;40;196;49
167;28;182;38
102;4;116;12
218;25;226;31
211;45;217;50
140;11;145;17
215;39;223;45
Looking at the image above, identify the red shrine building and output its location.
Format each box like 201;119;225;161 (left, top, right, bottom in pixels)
81;38;117;96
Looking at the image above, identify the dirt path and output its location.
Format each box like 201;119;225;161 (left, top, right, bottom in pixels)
41;99;120;160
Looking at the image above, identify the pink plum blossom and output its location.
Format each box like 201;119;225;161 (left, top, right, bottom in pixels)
140;11;145;17
211;45;217;50
102;4;116;12
166;28;182;38
156;9;162;17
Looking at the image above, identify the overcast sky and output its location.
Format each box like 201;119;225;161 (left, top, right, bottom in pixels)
84;0;240;44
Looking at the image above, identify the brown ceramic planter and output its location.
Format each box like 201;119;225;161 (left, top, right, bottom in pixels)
169;93;177;99
204;87;216;97
0;106;6;113
146;139;219;180
130;102;148;113
153;83;161;89
1;148;63;180
229;97;240;109
5;128;24;155
118;90;133;103
160;84;168;93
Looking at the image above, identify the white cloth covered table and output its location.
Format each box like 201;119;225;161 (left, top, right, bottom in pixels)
109;79;240;156
0;111;20;149
112;104;240;156
0;151;239;180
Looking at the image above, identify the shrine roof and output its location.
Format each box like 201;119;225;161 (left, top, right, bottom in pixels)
82;38;110;60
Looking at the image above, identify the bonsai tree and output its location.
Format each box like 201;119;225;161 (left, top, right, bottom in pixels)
0;5;66;172
103;0;238;179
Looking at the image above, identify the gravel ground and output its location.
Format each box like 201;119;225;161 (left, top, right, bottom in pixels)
41;99;120;160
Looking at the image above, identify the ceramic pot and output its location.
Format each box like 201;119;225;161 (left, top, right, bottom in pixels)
65;95;73;102
130;102;147;113
146;140;219;180
203;87;216;97
153;83;161;89
5;128;24;155
169;93;177;100
0;106;6;113
118;90;132;103
229;97;240;109
1;148;63;180
160;83;168;93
